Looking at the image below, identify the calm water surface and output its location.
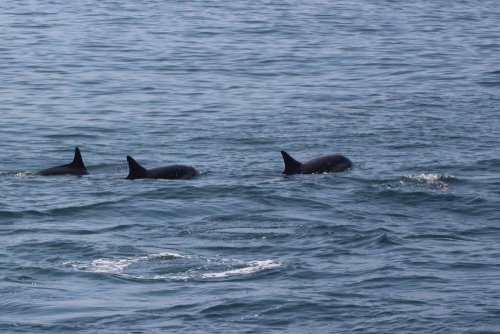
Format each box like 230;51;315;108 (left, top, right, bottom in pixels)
1;1;500;333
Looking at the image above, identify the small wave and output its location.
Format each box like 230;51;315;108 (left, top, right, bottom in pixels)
339;232;403;250
200;227;294;241
478;70;500;87
37;199;129;216
477;158;500;168
372;233;403;247
0;209;47;219
352;274;447;288
406;233;469;241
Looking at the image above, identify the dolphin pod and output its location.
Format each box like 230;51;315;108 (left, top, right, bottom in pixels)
34;147;352;178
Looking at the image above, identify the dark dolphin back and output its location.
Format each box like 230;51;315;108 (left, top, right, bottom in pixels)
126;156;148;179
301;154;352;174
147;165;198;179
281;151;302;175
36;146;89;176
329;155;352;172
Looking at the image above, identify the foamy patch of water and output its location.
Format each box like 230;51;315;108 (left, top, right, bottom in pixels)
146;274;192;281
202;260;281;279
402;173;456;190
14;171;34;177
404;173;453;182
378;173;456;191
87;258;137;273
64;252;184;274
0;171;34;177
65;253;280;281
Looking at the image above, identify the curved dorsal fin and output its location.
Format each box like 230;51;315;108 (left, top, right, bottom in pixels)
281;151;302;175
126;156;148;179
71;147;86;168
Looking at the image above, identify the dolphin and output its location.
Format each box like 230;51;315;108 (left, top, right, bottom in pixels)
126;155;198;180
280;150;352;175
36;147;89;176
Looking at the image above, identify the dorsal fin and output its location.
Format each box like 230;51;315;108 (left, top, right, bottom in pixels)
126;156;148;179
281;151;302;175
71;147;86;168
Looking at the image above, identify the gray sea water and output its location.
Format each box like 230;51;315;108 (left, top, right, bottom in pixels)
1;1;500;333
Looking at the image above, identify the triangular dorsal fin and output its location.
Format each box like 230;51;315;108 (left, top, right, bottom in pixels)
281;150;302;175
126;156;148;179
71;147;86;168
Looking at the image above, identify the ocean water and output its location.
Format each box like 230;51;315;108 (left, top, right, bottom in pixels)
1;0;499;332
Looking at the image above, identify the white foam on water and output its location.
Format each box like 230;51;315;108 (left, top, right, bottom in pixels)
65;253;280;281
403;173;455;190
405;173;449;182
88;258;138;273
377;173;457;191
128;260;281;281
147;274;192;281
14;171;33;177
64;252;184;274
202;260;281;279
148;252;185;260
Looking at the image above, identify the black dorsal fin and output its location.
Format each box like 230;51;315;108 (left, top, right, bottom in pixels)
281;151;302;175
71;147;86;168
126;156;148;179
